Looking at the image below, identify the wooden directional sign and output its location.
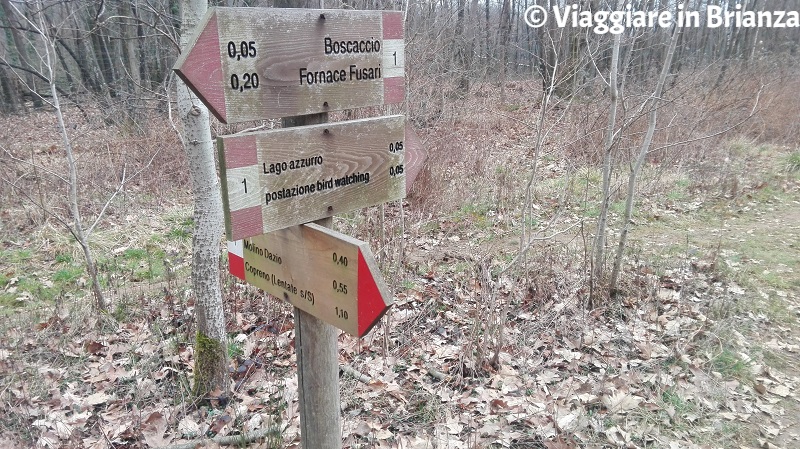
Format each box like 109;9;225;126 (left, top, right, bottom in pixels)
219;115;405;241
227;224;392;337
173;7;405;123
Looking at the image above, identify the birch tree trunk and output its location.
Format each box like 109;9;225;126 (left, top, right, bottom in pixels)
177;0;229;399
609;3;684;294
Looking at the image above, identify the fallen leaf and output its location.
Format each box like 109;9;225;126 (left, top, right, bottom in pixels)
178;416;200;437
85;392;110;406
84;341;105;355
770;385;791;397
141;411;169;447
602;392;643;414
208;414;232;436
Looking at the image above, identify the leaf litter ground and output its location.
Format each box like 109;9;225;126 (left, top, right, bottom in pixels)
1;85;799;448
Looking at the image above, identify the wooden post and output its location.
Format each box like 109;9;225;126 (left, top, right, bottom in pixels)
285;113;342;449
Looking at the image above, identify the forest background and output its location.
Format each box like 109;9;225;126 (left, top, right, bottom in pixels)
1;0;799;448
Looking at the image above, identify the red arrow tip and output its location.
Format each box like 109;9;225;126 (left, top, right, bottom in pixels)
357;249;390;337
174;12;227;122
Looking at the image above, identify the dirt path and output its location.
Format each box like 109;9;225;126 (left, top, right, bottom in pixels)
630;194;800;447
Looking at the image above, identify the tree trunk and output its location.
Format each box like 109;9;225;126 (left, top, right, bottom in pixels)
536;0;558;93
484;0;490;71
609;1;684;294
60;22;101;93
0;24;19;112
178;0;229;399
26;1;107;311
0;0;42;108
0;67;17;113
454;0;469;95
591;31;621;303
89;7;116;96
120;0;143;129
498;0;511;103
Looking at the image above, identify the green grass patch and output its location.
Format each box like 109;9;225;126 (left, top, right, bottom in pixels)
610;200;627;215
581;201;600;218
448;261;472;275
166;226;192;240
99;246;169;283
667;178;691;201
725;238;799;295
164;214;194;241
762;295;795;324
582;199;632;219
400;279;415;290
122;248;147;260
111;295;144;322
52;266;83;284
404;386;441;425
661;388;694;417
0;292;20;308
787;151;800;172
0;276;58;305
454;202;494;229
228;340;244;359
711;347;751;381
54;253;73;264
0;249;33;264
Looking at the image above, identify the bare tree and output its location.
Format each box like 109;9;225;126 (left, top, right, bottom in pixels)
591;30;621;303
0;0;109;311
609;2;684;294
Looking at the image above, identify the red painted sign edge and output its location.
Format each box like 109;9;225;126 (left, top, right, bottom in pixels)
174;11;227;122
357;248;389;336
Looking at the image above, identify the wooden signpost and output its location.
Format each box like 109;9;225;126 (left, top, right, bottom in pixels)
173;7;405;123
175;6;412;448
218;115;405;241
227;223;392;337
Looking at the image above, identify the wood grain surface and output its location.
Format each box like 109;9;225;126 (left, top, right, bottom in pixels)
174;7;405;123
238;223;391;336
218;115;406;240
